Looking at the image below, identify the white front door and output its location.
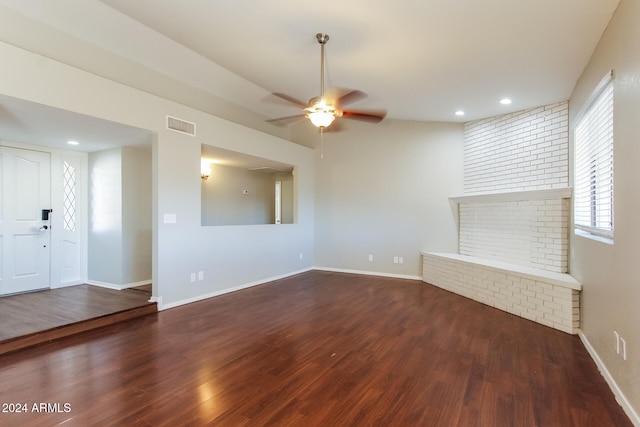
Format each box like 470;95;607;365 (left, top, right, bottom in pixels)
0;146;51;295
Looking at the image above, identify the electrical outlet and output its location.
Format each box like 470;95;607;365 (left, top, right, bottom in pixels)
393;256;399;264
399;257;404;264
190;273;196;282
368;254;373;262
198;271;204;280
614;332;628;361
299;253;303;260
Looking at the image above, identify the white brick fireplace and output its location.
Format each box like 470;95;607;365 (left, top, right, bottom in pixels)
454;188;570;273
422;101;581;333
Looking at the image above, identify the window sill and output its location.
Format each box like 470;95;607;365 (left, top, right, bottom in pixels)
574;228;614;245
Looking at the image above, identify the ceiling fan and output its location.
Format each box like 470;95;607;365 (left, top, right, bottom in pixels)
267;33;386;130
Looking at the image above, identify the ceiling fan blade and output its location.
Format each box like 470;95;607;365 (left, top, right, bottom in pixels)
341;109;387;123
271;93;308;109
265;114;306;125
335;90;367;108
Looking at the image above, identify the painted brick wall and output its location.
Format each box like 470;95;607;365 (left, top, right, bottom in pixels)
422;253;580;334
459;198;569;273
424;103;577;332
457;101;570;272
464;102;569;194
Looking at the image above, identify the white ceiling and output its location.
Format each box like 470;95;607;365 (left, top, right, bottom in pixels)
0;0;621;152
0;94;153;152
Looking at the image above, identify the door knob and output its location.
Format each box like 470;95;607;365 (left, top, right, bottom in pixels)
39;225;49;231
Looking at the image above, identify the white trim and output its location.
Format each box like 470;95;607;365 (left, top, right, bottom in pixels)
578;331;640;427
159;268;313;311
313;267;422;281
148;295;163;307
574;224;614;240
159;267;422;311
449;187;572;204
574;228;614;245
86;279;151;290
574;70;614;126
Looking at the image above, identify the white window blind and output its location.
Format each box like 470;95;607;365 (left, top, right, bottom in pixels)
574;72;614;238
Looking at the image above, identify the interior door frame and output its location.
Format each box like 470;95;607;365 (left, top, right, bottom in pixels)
1;141;88;289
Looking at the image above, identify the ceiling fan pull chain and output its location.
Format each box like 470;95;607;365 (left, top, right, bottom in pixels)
320;127;324;159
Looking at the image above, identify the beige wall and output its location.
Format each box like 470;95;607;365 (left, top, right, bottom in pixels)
201;164;275;226
0;40;316;307
311;119;463;277
569;0;640;421
88;148;123;285
122;146;152;284
88;146;152;287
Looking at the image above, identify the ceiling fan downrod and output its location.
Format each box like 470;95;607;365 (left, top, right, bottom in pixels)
316;33;329;97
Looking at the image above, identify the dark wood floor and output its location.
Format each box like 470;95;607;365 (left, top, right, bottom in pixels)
0;271;631;426
0;284;155;355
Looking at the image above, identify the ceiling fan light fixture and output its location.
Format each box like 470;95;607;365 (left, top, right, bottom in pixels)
307;111;336;128
306;97;336;127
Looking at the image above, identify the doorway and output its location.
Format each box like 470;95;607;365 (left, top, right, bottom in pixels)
0;146;51;295
0;95;154;296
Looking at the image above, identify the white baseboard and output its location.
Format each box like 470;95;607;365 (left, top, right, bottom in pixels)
148;295;162;306
313;266;422;281
159;268;313;311
156;267;419;311
86;279;152;291
578;331;639;426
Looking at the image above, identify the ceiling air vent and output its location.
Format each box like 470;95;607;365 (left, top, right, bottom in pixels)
166;115;196;136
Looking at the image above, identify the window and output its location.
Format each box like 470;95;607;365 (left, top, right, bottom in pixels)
63;161;77;232
574;71;614;239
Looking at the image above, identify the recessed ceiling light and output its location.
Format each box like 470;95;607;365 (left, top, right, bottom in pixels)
455;110;465;116
67;140;79;145
500;98;512;105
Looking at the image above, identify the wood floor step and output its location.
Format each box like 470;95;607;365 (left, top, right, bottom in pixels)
0;303;157;356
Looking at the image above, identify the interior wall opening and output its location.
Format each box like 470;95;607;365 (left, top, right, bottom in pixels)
200;144;295;226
